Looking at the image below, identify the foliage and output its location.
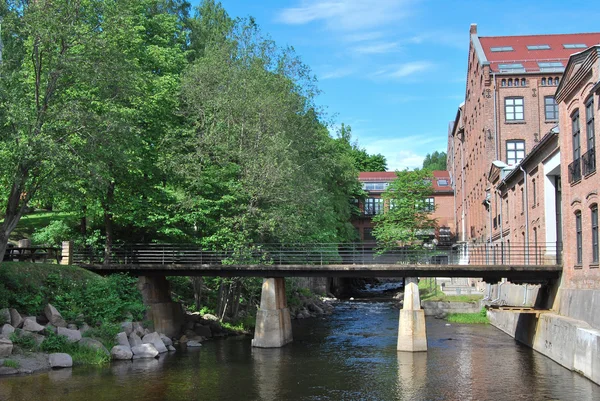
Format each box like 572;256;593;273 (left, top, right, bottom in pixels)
373;169;437;250
40;331;69;353
82;323;121;349
10;333;37;352
31;220;76;248
447;309;489;324
2;359;20;369
336;124;387;172
42;331;110;364
422;151;447;171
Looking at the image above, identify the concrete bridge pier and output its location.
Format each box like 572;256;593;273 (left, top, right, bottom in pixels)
252;278;293;348
138;275;184;338
397;278;427;352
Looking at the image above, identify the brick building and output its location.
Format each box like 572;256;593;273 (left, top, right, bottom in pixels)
353;171;454;244
448;24;600;244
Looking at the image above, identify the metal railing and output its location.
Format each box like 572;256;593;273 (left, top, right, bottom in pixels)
569;158;582;183
73;242;562;267
582;147;596;176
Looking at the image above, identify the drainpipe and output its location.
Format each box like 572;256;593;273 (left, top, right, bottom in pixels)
461;143;466;242
491;280;505;303
482;283;492;301
519;165;529;264
495;188;504;262
492;72;499;160
522;284;528;305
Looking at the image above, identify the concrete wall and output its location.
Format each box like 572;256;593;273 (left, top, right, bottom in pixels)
557;288;600;330
486;282;542;307
489;310;600;385
421;301;480;316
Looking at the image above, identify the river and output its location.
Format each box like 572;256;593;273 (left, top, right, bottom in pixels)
1;300;599;401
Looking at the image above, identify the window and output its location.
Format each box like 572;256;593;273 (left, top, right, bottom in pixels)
586;97;595;150
505;97;524;121
532;178;537;205
554;77;560;86
538;62;564;72
576;211;583;265
363;182;388;191
491;46;514;52
498;63;525;72
363;198;383;215
573;111;581;161
437;179;449;186
506;140;525;165
547;77;553;86
527;44;551;50
544;96;558;120
425;197;435;212
592;206;599;264
501;79;506;87
563;43;587;49
541;77;546;86
521;78;526;86
508;78;513;87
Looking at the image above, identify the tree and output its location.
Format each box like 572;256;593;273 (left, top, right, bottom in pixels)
422;151;447;171
372;169;437;249
336;124;387;172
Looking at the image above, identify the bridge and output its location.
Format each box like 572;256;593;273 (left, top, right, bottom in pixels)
70;242;562;350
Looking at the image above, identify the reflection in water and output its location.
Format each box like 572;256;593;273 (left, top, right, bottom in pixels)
0;301;598;400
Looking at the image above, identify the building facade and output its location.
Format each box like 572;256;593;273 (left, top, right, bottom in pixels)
448;24;600;244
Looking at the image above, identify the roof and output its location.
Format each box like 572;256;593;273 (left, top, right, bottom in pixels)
358;171;453;193
478;32;600;73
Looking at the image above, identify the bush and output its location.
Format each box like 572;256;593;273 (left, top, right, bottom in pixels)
83;322;121;349
10;332;38;352
3;359;19;369
40;331;69;353
31;219;76;248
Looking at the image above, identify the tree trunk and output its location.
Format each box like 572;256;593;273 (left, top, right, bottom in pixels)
103;181;115;264
192;277;204;311
0;177;32;264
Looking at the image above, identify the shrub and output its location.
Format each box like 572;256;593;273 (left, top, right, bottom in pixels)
3;359;19;369
31;220;75;248
40;331;69;353
83;322;121;349
10;332;38;352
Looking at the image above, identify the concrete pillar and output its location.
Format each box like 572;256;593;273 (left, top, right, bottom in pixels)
138;276;184;338
252;278;293;348
61;241;73;265
397;278;427;352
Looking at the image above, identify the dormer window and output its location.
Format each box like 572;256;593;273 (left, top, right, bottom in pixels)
491;46;514;52
527;44;551;50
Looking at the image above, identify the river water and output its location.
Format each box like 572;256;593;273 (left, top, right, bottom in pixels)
1;300;599;401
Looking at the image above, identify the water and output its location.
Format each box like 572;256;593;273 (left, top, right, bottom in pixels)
1;300;598;401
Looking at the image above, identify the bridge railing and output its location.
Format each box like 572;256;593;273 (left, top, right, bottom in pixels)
73;242;562;266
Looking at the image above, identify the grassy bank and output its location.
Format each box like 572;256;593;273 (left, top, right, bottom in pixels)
8;211;74;241
446;308;489;324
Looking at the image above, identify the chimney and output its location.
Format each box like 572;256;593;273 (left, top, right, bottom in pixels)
470;24;477;35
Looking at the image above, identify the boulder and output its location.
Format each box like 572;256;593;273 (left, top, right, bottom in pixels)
187;340;202;347
167;345;176;352
128;332;143;347
49;353;73;368
67;324;78;330
22;319;45;333
0;309;11;326
79;323;91;335
132;322;145;337
202;313;219;321
159;334;173;347
79;338;109;356
9;309;23;329
44;304;67;327
115;331;129;346
193;324;212;338
120;321;133;336
179;335;188;343
111;345;133;360
131;343;159;359
57;327;82;342
142;332;168;354
1;324;15;338
0;366;18;376
0;338;13;357
308;302;324;315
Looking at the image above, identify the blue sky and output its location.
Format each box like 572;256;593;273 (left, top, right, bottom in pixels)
194;1;600;170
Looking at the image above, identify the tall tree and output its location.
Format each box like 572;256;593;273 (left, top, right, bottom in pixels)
422;151;447;171
336;124;387;172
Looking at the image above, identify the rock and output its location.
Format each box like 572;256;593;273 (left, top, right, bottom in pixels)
128;332;143;347
0;338;13;357
115;331;129;346
0;366;18;376
159;334;173;347
142;332;168;354
30;333;46;346
79;323;91;335
179;335;188;343
22;319;45;333
308;302;324;315
184;321;195;331
202;313;219;321
78;338;109;356
131;343;159;359
187;340;202;347
167;345;176;352
143;328;150;336
194;324;212;338
132;322;145;337
49;353;73;368
1;324;15;337
57;327;82;342
67;324;78;330
0;309;11;326
9;309;23;329
120;321;133;336
111;345;133;360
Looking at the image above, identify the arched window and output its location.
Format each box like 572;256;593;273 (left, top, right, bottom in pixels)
555;77;560;85
508;79;513;87
548;77;554;85
514;79;520;87
521;78;526;86
541;78;546;86
592;205;598;264
501;79;506;87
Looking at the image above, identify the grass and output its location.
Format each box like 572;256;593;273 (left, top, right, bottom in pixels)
447;312;489;324
8;211;75;241
2;359;20;369
418;279;483;303
0;262;99;289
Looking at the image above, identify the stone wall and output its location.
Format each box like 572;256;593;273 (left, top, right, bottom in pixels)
421;301;481;316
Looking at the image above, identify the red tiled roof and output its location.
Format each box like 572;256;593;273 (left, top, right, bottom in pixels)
479;32;600;73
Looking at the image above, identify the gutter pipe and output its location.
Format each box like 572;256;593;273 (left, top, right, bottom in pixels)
492;72;499;160
491;280;505;303
519;165;530;264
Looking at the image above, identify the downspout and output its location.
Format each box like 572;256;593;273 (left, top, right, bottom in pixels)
519;165;529;264
461;143;466;242
491;280;505;303
492;72;499;160
495;188;504;263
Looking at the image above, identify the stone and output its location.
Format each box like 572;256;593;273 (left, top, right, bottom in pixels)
194;324;212;338
9;309;23;329
44;304;67;328
179;335;188;343
187;340;202;347
57;327;82;342
132;322;145;337
203;313;219;321
67;324;78;330
0;338;13;357
79;323;91;335
159;333;173;347
111;345;133;360
0;366;18;376
0;309;11;326
131;343;159;359
115;331;129;346
121;321;133;336
49;353;73;368
142;332;168;354
1;324;15;337
308;302;324;315
22;319;45;333
167;345;176;352
79;338;109;356
128;332;143;347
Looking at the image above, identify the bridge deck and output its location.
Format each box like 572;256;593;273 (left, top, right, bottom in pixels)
82;263;562;282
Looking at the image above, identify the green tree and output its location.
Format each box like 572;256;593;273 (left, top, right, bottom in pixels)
422;151;447;171
336;124;387;172
372;169;437;249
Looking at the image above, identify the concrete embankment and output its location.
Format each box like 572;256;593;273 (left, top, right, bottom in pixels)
421;301;480;316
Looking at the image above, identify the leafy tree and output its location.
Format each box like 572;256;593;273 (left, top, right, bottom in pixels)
372;169;437;249
336;124;387;172
422;151;447;171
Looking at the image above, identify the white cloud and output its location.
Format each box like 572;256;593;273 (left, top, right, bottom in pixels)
361;135;445;170
319;66;355;80
352;42;400;54
371;61;433;80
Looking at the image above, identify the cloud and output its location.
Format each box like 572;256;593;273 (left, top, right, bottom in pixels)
277;0;413;31
360;135;446;170
352;42;400;54
371;61;433;80
319;66;356;80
